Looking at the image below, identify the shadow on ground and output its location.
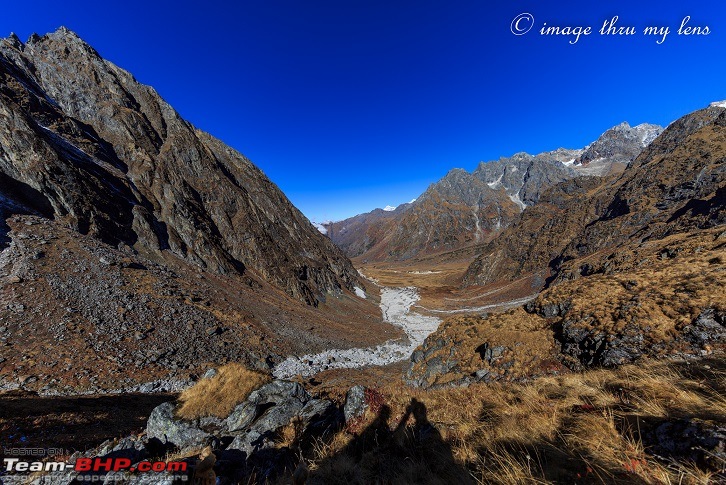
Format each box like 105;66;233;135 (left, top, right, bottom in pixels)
0;390;172;452
309;398;474;484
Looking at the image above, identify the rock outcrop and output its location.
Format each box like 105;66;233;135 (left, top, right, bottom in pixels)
37;378;343;484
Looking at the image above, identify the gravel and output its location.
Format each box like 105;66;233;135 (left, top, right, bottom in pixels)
273;286;441;378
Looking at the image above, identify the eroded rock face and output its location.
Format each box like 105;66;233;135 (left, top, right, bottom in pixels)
574;122;663;175
0;28;363;304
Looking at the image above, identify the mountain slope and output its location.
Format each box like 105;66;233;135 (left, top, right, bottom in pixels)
326;121;662;264
464;103;725;287
0;28;362;305
408;103;726;388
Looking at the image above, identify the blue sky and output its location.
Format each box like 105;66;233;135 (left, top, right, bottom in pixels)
2;1;724;222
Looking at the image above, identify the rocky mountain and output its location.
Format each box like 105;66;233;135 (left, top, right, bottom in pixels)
0;28;363;305
463;103;724;288
0;28;404;393
325;121;662;263
573;121;663;176
408;102;725;388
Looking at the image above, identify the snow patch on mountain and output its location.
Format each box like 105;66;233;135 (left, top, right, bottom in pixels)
310;221;329;234
508;190;527;211
710;100;726;108
633;123;663;147
487;173;504;189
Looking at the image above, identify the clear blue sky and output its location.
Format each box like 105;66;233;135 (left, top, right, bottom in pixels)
2;1;724;222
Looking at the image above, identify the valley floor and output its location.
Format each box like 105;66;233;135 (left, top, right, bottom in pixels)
2;255;724;484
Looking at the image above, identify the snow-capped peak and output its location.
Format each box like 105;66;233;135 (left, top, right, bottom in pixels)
710;100;726;108
309;220;333;234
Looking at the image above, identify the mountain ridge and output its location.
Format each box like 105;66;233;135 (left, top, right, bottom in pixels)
0;27;364;305
325;120;663;262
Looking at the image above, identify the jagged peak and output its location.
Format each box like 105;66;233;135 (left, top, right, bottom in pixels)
444;167;469;177
51;26;82;40
508;151;533;160
25;27;93;51
48;26;91;47
3;32;23;49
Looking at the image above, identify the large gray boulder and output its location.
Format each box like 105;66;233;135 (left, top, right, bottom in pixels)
343;385;367;422
227;380;337;456
145;402;210;450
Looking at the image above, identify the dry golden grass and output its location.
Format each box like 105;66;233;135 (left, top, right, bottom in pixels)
302;358;725;484
176;363;271;419
139;358;723;484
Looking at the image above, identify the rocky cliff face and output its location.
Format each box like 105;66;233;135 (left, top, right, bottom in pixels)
573;122;663;176
0;28;362;305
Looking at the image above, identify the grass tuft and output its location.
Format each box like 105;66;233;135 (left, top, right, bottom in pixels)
176;363;271;419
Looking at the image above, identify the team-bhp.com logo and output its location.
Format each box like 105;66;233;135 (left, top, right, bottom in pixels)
4;457;188;481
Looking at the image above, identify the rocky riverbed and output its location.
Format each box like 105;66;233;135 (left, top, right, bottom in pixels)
273;287;441;378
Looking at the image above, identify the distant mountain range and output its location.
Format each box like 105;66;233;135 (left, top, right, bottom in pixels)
324;121;663;261
406;101;726;388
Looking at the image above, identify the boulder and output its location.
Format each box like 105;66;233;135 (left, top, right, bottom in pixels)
226;401;257;433
227;380;337;456
643;418;726;473
146;402;210;450
683;308;726;347
343;385;367;422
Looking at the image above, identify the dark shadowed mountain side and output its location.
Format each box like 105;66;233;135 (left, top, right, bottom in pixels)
0;28;363;306
326;122;661;263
